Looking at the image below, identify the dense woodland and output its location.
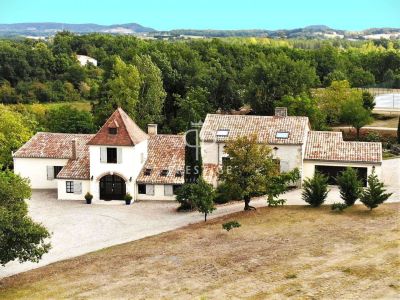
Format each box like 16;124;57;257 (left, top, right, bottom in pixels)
0;33;400;140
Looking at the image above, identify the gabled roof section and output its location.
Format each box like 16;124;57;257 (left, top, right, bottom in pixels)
57;134;94;180
305;131;382;164
88;108;149;146
200;114;310;145
137;135;185;185
13;132;94;159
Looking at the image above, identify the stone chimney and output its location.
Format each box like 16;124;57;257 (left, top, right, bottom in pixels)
147;124;158;136
71;140;77;160
274;107;287;117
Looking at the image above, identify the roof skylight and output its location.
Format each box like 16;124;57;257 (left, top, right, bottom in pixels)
216;129;229;137
276;132;289;139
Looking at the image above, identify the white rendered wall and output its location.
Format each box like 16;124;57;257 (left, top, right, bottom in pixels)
57;180;90;200
89;140;148;200
303;161;382;182
13;157;68;189
136;184;176;201
201;141;303;172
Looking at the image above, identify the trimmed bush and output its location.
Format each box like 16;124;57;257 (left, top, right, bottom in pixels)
336;167;362;206
222;221;241;231
302;173;329;207
214;182;241;204
360;172;392;210
331;202;348;212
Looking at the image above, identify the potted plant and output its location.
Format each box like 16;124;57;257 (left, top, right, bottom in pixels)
124;193;133;205
84;192;93;204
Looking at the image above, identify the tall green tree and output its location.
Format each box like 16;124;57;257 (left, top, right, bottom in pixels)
246;53;318;115
0;105;34;168
302;173;329;207
45;105;96;133
92;56;140;126
133;55;166;129
0;170;51;265
220;134;277;210
340;98;373;140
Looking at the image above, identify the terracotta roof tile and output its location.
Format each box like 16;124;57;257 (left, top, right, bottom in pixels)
137;135;185;185
305;131;382;164
57;135;94;180
88;108;148;146
200;114;309;145
13;132;94;159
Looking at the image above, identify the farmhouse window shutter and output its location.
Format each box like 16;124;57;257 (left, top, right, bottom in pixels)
117;148;122;163
164;185;173;196
47;166;54;180
73;181;82;194
100;147;107;163
146;185;154;196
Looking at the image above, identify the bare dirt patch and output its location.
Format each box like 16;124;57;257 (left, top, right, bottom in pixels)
1;204;399;299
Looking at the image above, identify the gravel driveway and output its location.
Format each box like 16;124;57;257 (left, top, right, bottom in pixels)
1;190;267;278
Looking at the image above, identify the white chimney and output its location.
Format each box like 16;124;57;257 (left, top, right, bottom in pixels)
147;124;158;136
275;107;287;117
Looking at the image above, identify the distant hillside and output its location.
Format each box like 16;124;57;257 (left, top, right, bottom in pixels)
163;25;400;39
0;23;399;40
0;22;155;37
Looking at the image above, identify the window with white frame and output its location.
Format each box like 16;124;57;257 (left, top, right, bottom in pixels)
145;184;154;195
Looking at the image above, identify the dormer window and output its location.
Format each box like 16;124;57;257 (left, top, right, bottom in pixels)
276;132;289;139
216;129;229;137
108;128;117;135
175;170;182;177
144;168;152;176
160;169;169;176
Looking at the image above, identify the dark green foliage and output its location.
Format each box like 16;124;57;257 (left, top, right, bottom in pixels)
175;179;215;221
45;105;96;133
331;202;348;212
222;221;241;231
214;182;242;204
302;173;329;207
0;170;51;265
360;172;392;210
362;91;375;111
265;168;300;206
336;167;362;206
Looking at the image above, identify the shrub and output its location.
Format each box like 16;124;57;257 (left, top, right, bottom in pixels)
175;183;197;210
331;202;348;212
214;182;241;204
267;198;286;206
302;173;329;207
222;221;241;231
336;167;362;206
360;172;392;210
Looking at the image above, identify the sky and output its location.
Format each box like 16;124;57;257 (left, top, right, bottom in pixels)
0;0;399;31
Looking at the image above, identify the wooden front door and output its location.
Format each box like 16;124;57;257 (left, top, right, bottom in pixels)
99;175;126;200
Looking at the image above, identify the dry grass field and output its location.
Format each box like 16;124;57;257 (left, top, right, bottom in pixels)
1;204;399;299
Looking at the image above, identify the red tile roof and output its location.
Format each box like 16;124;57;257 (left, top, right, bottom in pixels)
305;131;382;164
88;108;148;146
57;135;94;180
137;135;185;185
13;132;94;159
200;114;309;145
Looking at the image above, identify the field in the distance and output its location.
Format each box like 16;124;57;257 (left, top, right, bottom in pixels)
0;204;399;299
10;101;92;112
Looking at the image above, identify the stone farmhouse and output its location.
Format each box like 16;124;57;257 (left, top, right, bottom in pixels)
13;107;382;202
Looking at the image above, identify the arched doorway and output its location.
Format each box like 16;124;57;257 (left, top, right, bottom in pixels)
99;175;126;200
